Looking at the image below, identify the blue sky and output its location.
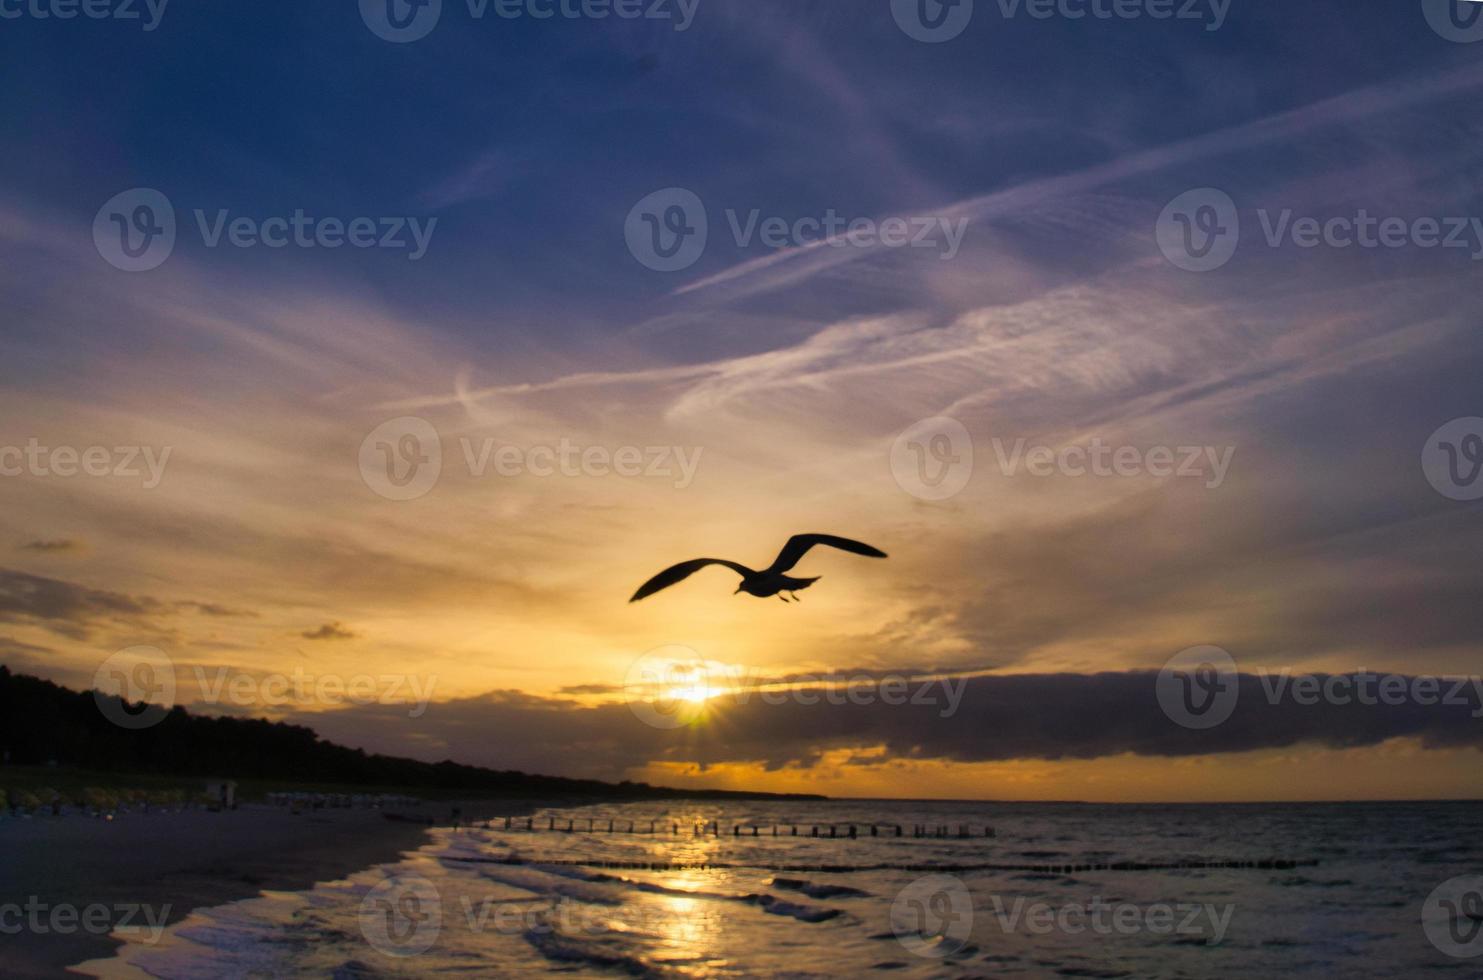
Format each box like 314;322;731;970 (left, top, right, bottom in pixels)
6;0;1477;349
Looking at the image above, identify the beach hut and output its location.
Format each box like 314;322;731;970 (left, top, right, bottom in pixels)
205;779;237;810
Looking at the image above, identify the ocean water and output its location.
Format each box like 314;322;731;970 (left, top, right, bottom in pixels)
84;800;1483;978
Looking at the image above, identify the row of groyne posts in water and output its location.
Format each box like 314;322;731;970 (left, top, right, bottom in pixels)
481;815;996;839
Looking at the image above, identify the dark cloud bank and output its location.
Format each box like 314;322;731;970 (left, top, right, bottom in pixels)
295;672;1483;780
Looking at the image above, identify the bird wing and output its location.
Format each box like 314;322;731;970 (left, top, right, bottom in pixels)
629;558;754;602
766;534;888;574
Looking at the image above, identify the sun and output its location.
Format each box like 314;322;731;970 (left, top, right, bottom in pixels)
669;680;727;703
621;652;752;729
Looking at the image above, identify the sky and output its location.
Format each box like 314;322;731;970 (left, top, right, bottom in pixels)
2;0;1483;801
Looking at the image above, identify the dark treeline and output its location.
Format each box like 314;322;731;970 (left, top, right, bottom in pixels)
0;666;821;801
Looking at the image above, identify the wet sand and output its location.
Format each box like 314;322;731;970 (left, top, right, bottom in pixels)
0;800;548;978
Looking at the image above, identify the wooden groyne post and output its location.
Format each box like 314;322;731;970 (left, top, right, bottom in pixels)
504;818;995;838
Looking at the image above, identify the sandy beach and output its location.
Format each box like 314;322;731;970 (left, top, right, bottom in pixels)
0;799;548;979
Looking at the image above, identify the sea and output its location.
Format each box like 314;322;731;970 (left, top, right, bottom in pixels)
82;799;1483;978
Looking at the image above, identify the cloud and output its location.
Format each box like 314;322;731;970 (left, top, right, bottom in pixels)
19;539;80;553
0;636;62;678
178;601;258;618
662;60;1483;306
420;148;528;209
293;671;1483;781
557;683;622;696
0;568;256;641
0;568;167;640
301;621;358;641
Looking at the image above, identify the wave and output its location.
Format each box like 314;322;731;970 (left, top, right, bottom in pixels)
523;922;667;979
770;877;873;899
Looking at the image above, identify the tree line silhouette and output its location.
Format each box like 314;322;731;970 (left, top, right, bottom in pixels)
0;666;819;801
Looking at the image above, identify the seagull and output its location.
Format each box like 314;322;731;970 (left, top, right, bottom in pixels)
629;533;887;603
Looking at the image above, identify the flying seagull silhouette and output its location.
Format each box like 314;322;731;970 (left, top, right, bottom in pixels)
629;533;887;603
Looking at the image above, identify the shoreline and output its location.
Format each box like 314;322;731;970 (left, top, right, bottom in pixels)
0;799;553;979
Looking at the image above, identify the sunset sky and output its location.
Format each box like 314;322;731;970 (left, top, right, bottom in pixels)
2;1;1482;801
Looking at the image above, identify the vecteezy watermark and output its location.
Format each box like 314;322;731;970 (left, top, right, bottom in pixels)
891;875;975;957
987;894;1235;945
891;0;974;42
724;208;969;260
359;417;443;501
1422;417;1483;502
459;894;707;943
189;665;438;719
891;0;1229;43
992;0;1229;30
459;436;702;488
1158;188;1483;271
360;0;699;43
1256;669;1483;718
891;417;974;501
0;898;172;944
0;0;169;30
362;876;712;950
890;422;1233;498
93;647;438;729
1156;645;1483;729
624;187;969;272
1156;645;1240;730
990;437;1235;489
623;646;722;729
1423;0;1483;44
0;439;172;488
622;647;970;730
92;189;176;272
732;673;968;716
1156;188;1239;271
624;188;708;272
191;209;437;260
360;0;442;42
357;417;704;501
1256;209;1483;259
360;874;442;957
93;646;177;730
93;189;438;271
1424;876;1483;958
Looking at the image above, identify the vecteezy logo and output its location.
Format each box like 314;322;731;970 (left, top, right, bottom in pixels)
890;417;973;501
891;874;974;957
360;0;442;42
1422;417;1483;501
624;188;707;272
359;874;442;957
1423;0;1483;43
1424;876;1483;958
92;646;176;730
1156;188;1239;272
891;0;974;42
358;417;442;501
1156;645;1239;729
623;645;723;730
93;189;176;272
